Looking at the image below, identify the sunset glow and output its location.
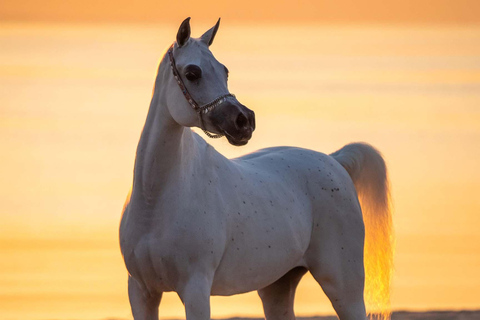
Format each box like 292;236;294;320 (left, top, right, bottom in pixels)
1;1;480;319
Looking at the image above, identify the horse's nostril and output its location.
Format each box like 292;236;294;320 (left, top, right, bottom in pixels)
235;113;248;129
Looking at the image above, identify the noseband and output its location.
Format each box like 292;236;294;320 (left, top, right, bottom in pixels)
167;44;235;139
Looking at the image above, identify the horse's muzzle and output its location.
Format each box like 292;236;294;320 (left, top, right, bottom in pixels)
212;100;255;146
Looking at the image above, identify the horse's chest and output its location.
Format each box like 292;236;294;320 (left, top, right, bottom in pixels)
121;229;196;292
120;203;226;291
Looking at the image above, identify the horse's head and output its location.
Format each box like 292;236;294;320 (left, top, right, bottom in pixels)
164;17;255;146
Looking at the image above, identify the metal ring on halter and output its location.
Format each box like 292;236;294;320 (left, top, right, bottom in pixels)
167;44;235;139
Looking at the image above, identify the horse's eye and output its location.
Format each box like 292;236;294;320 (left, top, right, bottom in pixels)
185;65;202;81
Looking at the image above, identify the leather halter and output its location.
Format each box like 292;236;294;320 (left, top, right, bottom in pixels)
167;44;235;139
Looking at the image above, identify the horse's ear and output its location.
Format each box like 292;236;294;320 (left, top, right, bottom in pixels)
200;18;221;46
177;17;191;47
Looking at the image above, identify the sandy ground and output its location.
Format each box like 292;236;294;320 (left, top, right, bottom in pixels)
218;311;480;320
389;310;480;320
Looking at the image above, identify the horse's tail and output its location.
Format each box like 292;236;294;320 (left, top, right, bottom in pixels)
330;142;394;320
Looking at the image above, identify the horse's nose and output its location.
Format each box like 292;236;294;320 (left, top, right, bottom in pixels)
235;112;248;130
211;99;255;146
234;107;255;135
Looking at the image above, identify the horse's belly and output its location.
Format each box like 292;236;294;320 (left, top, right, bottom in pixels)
211;245;307;295
210;208;311;295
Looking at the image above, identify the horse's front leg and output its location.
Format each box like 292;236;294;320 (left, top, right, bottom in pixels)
128;276;162;320
177;273;213;320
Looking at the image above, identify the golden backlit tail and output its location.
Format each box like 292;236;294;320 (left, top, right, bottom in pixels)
331;143;394;320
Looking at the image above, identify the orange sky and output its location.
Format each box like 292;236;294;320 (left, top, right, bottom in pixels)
1;0;480;24
1;1;479;318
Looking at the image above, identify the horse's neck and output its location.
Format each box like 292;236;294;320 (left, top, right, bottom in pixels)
132;66;200;205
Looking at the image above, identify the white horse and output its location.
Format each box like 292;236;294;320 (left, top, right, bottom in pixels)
120;18;393;320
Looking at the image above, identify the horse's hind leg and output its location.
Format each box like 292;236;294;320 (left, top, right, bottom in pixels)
308;249;367;320
128;276;162;320
306;208;367;320
258;267;308;320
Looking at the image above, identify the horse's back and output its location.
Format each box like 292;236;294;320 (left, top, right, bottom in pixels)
234;146;352;188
